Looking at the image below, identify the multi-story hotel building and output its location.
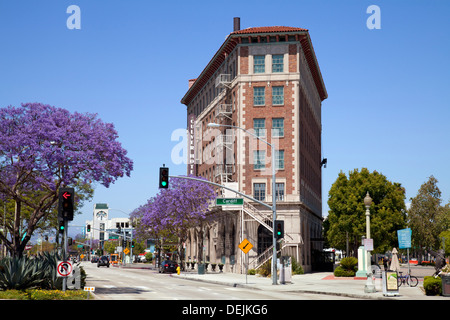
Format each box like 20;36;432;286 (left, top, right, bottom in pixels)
180;18;327;273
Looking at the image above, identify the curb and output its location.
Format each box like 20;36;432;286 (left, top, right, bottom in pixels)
170;273;394;300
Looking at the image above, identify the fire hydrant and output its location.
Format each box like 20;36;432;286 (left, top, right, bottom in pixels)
176;266;180;275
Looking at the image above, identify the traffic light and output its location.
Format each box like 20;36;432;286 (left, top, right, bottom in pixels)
159;167;169;189
59;221;65;234
87;224;91;232
58;187;74;221
275;220;284;240
131;241;135;248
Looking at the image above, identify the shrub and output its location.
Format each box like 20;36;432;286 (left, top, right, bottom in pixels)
334;257;358;277
291;256;304;275
339;257;358;270
334;266;356;277
247;269;256;275
0;251;63;290
423;276;442;296
257;260;272;277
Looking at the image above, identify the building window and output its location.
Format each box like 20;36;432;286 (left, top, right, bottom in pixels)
254;87;265;106
275;183;285;201
253;118;266;137
254;55;265;73
272;118;284;137
275;150;284;170
254;183;266;201
272;86;284;105
253;150;266;170
272;54;284;73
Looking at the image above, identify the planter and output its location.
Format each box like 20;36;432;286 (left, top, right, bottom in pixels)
198;263;205;275
441;274;450;297
211;264;217;272
218;264;224;272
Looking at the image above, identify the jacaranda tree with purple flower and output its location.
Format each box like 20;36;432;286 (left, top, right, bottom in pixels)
132;175;217;264
0;103;133;257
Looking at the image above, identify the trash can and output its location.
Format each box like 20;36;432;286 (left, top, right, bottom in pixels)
197;263;205;275
442;274;450;297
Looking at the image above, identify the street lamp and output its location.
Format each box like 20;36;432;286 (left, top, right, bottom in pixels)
364;192;376;293
207;122;278;285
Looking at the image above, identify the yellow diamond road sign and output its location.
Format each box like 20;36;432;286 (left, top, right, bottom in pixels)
238;239;253;254
123;248;130;255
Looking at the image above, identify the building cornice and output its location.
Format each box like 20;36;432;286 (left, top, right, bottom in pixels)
180;27;327;106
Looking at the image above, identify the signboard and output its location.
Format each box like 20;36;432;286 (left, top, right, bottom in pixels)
397;228;412;249
238;239;253;254
188;114;196;176
123;248;130;255
84;287;95;292
216;198;244;206
364;238;374;251
57;261;73;277
382;271;399;296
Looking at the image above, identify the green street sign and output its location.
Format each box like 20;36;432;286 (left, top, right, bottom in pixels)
216;198;244;206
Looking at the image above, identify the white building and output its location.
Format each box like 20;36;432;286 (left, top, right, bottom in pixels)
85;203;131;242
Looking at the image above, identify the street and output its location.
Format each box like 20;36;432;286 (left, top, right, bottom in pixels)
82;262;356;300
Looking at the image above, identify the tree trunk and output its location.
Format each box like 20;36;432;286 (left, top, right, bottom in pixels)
12;199;22;257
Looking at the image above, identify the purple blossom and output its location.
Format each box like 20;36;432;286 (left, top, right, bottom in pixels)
0;102;133;256
135;175;217;243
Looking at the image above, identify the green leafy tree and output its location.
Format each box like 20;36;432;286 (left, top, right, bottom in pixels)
408;176;448;260
325;168;407;256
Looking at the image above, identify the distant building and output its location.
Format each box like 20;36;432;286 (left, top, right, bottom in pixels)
85;203;131;243
180;18;327;273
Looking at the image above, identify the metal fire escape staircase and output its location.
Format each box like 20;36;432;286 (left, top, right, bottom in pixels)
213;73;296;270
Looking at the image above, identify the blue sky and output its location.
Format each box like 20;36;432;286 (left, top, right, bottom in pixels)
0;1;449;238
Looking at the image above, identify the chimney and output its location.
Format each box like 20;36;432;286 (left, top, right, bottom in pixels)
188;79;196;89
233;17;240;32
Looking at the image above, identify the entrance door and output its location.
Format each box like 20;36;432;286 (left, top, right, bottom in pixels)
257;224;272;255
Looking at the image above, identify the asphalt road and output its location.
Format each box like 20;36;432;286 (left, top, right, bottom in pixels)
82;262;356;300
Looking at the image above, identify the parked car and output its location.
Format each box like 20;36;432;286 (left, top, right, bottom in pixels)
91;256;99;263
159;260;178;273
97;255;110;268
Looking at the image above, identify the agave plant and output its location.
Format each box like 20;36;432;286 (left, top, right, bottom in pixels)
0;256;47;290
0;251;64;290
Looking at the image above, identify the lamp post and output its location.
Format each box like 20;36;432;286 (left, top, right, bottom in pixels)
364;192;376;293
207;123;278;285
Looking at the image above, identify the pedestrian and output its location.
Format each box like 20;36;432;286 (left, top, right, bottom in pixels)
383;255;389;271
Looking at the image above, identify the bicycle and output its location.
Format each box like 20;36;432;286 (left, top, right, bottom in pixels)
397;271;418;287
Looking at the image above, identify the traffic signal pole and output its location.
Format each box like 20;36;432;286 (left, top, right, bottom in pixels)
63;219;68;292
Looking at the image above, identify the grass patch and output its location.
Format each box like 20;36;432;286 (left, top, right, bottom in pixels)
0;289;91;300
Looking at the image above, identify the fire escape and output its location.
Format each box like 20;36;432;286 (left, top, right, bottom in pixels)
213;73;298;272
214;74;234;186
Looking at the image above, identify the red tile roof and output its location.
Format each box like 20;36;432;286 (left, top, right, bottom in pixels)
231;26;308;34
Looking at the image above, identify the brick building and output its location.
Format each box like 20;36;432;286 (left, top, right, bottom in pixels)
180;18;327;273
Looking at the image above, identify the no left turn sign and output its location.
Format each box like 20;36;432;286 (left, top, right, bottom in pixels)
57;261;73;277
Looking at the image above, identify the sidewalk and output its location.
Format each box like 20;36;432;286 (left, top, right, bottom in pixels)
171;270;449;300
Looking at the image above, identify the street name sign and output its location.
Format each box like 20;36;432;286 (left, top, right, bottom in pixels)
397;228;412;249
238;239;253;254
216;198;244;206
